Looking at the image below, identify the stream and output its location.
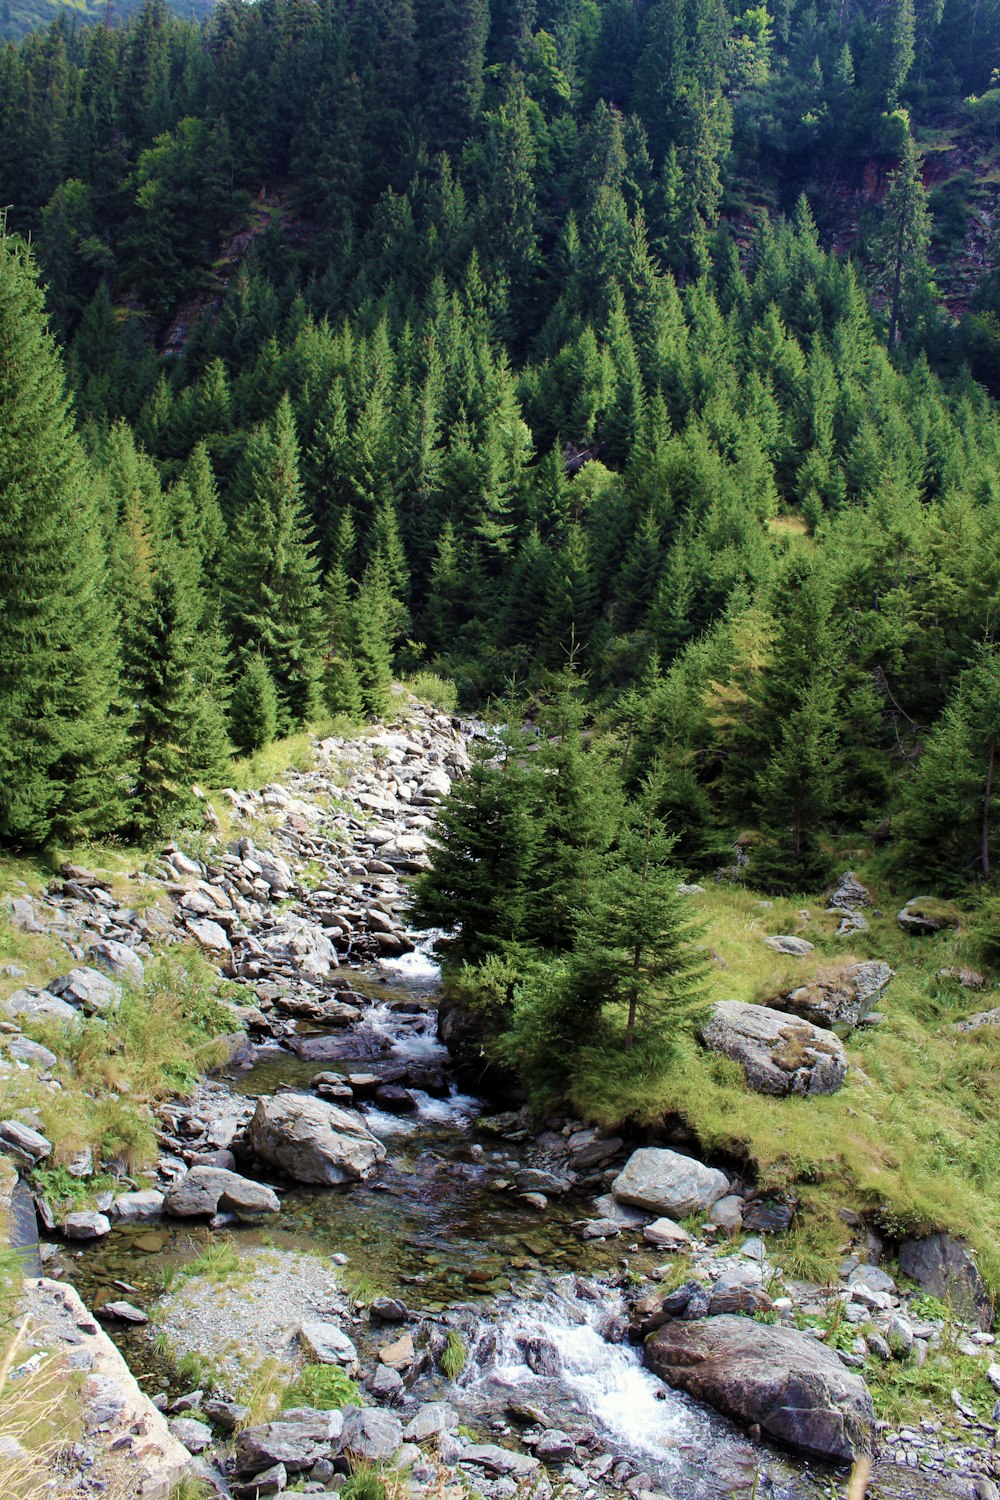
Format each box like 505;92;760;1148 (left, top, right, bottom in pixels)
51;936;865;1500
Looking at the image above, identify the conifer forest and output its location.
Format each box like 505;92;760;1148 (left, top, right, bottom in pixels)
6;2;1000;1491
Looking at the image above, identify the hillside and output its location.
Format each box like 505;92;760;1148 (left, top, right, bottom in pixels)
0;0;213;43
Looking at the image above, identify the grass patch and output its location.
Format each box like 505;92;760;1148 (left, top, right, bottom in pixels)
400;672;459;714
550;878;1000;1295
281;1363;362;1411
867;1347;997;1425
173;1238;245;1287
440;1329;466;1381
0;946;240;1174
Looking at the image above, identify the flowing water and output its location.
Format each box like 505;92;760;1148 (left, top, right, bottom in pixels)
61;940;925;1498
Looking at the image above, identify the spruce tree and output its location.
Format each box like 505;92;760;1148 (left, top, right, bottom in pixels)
230;651;280;755
225;395;324;729
0;230;122;845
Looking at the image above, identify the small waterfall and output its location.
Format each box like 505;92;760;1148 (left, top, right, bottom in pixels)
361;999;450;1063
378;928;446;987
458;1277;714;1475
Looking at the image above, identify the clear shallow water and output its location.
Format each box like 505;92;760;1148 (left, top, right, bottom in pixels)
61;964;931;1499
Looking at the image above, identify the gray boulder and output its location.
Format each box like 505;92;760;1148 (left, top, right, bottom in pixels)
186;918;232;955
86;940;145;988
4;989;80;1027
898;1234;992;1330
954;1007;1000;1034
0;1120;51;1164
248;1094;386;1185
169;1417;213;1454
262;917;338;978
403;1403;459;1442
780;961;894;1032
827;872;873;914
163;1166;280;1219
707;1195;744;1232
645;1315;874;1460
5;1037;58;1070
98;1301;148;1324
700;1001;848;1096
49;967;121;1014
235;1418;336;1474
763;935;815;957
897;899;958;935
62;1211;111;1239
339;1406;402;1462
461;1444;540;1477
612;1147;729;1217
298;1322;359;1372
111;1190;165;1222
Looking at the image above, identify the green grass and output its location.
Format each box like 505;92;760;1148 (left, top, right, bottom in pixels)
559;878;1000;1297
440;1329;467;1381
174;1239;245;1287
281;1363;362;1411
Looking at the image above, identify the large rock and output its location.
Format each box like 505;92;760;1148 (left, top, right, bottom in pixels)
612;1147;729;1218
779;961;894;1032
185;918;232;955
49;967;122;1014
163;1166;280;1219
298;1322;359;1372
339;1406;402;1462
763;935;814;957
111;1190;165;1222
645;1315;874;1461
897;898;959;935
248;1094;386;1185
0;1120;51;1164
4;989;80;1027
700;1001;848;1096
898;1234;992;1330
262;917;338;978
86;940;145;988
235;1416;339;1474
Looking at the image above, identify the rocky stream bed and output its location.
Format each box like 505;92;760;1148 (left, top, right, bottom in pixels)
2;697;1000;1500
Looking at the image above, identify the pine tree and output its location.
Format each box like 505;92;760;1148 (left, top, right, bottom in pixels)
225;395;324;728
230;650;280;755
870;135;934;348
0;230;122;845
408;725;542;963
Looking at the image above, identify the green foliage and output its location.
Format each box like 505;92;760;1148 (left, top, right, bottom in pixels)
440;1329;467;1381
230;652;280;755
282;1364;362;1411
340;1468;387;1500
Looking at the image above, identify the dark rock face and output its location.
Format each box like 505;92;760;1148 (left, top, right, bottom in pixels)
898;1234;992;1331
436;999;520;1098
644;1315;875;1461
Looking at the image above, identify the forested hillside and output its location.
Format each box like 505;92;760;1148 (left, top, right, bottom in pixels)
0;0;213;45
1;0;1000;890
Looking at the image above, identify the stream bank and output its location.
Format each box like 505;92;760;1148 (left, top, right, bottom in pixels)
1;694;998;1499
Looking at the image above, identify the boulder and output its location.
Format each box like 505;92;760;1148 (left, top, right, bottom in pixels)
378;1332;414;1372
186;918;232;955
62;1211;111;1239
827;872;873;915
612;1147;729;1218
708;1263;772;1316
97;1301;148;1324
164;1166;280;1219
403;1402;459;1443
262;917;338;978
763;935;815;957
643;1217;693;1249
298;1322;359;1372
0;1120;51;1164
3;989;79;1026
248;1094;386;1185
700;1001;848;1096
954;1007;1000;1034
340;1406;403;1462
461;1444;540;1477
169;1417;213;1453
645;1315;874;1460
5;1037;58;1070
706;1195;745;1232
898;1234;992;1330
780;961;894;1032
235;1419;335;1474
897;899;959;935
49;967;122;1014
86;940;145;988
111;1190;165;1222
